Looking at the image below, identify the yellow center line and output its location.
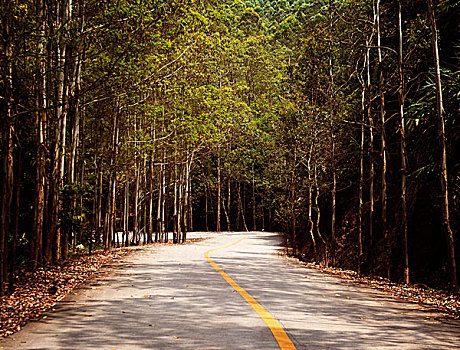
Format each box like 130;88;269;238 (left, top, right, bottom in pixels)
204;235;297;350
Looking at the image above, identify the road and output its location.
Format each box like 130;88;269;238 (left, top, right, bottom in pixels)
1;232;459;349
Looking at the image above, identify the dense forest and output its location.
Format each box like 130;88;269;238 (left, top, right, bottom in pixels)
0;0;459;295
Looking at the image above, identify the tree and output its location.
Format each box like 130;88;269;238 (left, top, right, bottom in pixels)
427;0;457;293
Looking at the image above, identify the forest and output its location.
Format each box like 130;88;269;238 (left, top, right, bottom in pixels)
0;0;459;297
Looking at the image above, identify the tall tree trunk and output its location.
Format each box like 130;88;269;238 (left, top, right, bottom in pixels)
177;166;183;243
205;179;209;232
156;158;162;242
358;52;366;275
65;0;84;258
161;148;166;242
173;145;178;243
48;0;72;263
216;148;221;232
428;0;457;293
58;0;72;260
314;164;327;264
108;110;119;250
182;161;190;243
367;39;375;275
252;170;256;231
1;0;14;292
148;156;154;244
11;146;22;273
330;130;336;266
237;180;248;232
148;121;156;244
133;162;140;245
183;154;191;242
328;14;337;266
188;165;193;232
307;145;316;261
123;167;129;246
108;171;116;250
290;147;297;255
227;173;231;231
96;158;103;229
78;117;85;247
104;111;118;250
91;156;97;251
376;0;389;279
236;182;240;230
31;0;47;269
398;0;409;285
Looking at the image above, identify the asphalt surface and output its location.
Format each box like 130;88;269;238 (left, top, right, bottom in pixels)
1;231;459;349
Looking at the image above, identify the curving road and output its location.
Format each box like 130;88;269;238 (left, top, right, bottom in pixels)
1;232;459;349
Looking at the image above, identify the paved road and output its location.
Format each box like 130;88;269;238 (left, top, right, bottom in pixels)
2;232;459;349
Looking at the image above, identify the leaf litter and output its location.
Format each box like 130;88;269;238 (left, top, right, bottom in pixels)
1;238;209;339
282;251;460;319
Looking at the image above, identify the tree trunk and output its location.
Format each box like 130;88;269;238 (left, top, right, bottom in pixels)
31;0;47;269
155;159;162;242
173;146;178;243
330;132;336;266
48;0;72;263
148;156;154;244
307;145;316;261
216;149;221;232
123;168;129;246
290;150;297;255
133;161;140;245
314;164;327;264
367;39;375;275
182;169;187;241
108;170;116;250
398;0;409;285
358;51;366;275
227;173;231;231
237;181;248;232
428;0;457;293
57;0;73;261
376;0;389;279
188;165;193;232
11;146;22;272
205;179;209;232
252;170;256;231
1;0;14;292
184;152;190;235
104;110;119;250
183;155;191;242
161;148;166;242
328;20;337;266
236;182;240;230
